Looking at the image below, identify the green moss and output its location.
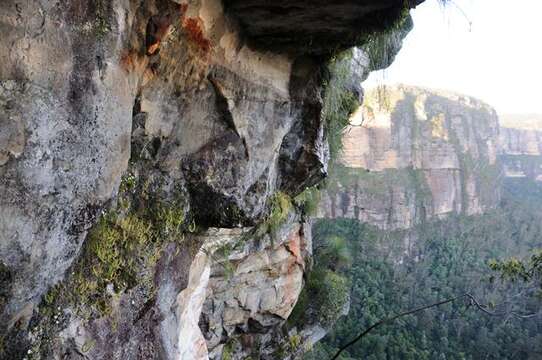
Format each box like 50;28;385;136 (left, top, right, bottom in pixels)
81;339;95;353
222;340;234;360
94;0;110;38
36;172;189;321
86;212;152;289
119;173;136;193
267;191;292;233
72;200;186;315
289;334;302;350
154;204;186;239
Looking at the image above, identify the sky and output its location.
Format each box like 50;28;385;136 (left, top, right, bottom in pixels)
364;0;542;115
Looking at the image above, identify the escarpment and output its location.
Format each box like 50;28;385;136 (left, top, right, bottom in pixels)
318;86;501;230
0;0;423;359
302;89;542;356
499;114;542;182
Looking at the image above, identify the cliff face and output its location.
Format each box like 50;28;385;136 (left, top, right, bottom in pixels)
305;111;542;360
0;0;420;359
319;86;501;230
499;114;542;181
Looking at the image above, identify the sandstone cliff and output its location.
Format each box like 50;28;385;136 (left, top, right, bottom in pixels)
319;86;501;230
0;1;422;359
499;114;542;182
304;102;542;360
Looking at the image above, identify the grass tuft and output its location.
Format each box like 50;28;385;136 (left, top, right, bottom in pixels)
267;192;293;233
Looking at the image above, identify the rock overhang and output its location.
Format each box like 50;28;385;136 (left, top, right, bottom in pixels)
222;0;424;55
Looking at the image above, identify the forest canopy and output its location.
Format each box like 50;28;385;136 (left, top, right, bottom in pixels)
299;177;542;360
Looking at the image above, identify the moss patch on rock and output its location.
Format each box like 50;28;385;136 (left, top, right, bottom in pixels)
267;191;293;233
30;172;192;358
67;179;187;317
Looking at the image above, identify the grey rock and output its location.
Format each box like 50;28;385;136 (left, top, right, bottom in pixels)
0;0;423;358
223;0;423;55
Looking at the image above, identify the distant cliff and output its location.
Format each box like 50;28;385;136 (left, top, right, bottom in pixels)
499;114;542;181
318;86;501;230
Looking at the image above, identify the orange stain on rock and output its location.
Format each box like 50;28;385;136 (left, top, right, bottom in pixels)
120;50;147;74
146;15;174;55
182;17;211;54
279;227;306;317
179;3;188;15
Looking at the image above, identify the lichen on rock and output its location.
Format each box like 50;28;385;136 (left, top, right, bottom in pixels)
0;0;426;358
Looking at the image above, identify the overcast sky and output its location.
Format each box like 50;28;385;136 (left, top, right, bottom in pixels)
364;0;542;115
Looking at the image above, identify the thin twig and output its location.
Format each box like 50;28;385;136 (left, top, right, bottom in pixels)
330;293;538;359
331;294;466;360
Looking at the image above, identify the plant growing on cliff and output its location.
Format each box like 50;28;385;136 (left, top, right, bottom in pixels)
313;270;351;327
221;339;235;360
36;173;189;321
358;0;411;70
266;191;292;234
291;268;350;329
323;52;361;160
94;0;111;38
294;186;321;216
290;231;352;330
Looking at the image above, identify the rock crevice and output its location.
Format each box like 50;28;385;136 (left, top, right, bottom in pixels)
0;0;423;358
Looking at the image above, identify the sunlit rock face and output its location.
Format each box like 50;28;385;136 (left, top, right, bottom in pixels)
499;115;542;181
200;217;312;359
0;0;423;358
172;218;310;360
319;86;501;230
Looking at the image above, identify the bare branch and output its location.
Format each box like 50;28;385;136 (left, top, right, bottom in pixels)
330;293;538;360
330;294;465;360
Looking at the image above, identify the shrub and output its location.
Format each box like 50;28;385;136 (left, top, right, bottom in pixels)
294;186;322;216
266;191;292;233
306;269;350;327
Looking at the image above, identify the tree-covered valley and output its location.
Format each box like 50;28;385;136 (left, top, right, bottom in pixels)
299;176;542;359
288;85;542;359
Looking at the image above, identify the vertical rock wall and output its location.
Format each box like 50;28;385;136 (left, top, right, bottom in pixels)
0;0;424;359
499;115;542;181
319;86;501;230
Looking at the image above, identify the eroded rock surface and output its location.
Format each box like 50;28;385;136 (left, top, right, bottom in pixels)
319;86;501;229
200;216;312;359
223;0;422;55
499;115;542;181
0;0;423;359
